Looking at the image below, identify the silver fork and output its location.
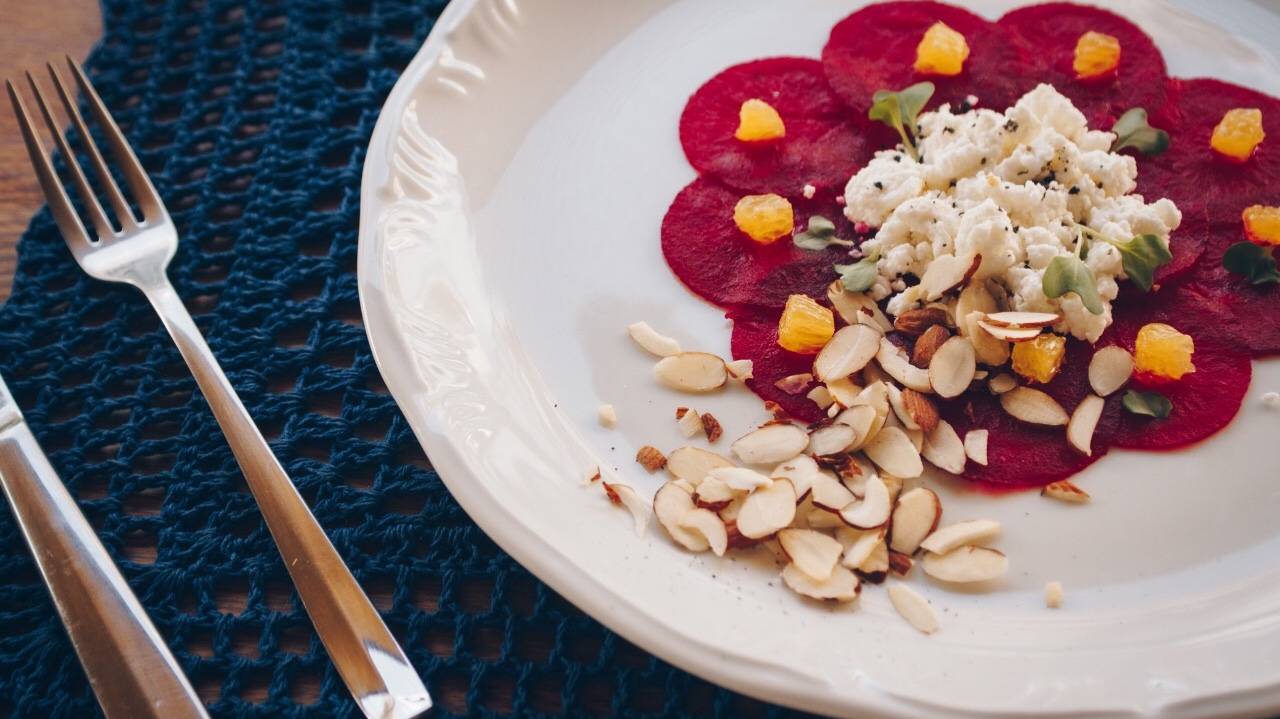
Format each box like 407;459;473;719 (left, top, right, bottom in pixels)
8;59;432;719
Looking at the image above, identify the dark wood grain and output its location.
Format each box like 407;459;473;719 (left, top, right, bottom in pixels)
0;0;101;301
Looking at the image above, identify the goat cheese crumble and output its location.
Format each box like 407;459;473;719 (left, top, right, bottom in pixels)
844;84;1181;342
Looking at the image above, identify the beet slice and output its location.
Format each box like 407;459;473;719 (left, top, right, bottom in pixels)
679;57;872;196
1182;219;1280;356
1136;78;1280;225
940;338;1115;489
1099;286;1252;448
822;1;1034;123
661;177;852;310
997;2;1169;129
1156;205;1208;285
728;309;827;424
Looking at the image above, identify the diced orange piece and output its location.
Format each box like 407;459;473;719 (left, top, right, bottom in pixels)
914;22;969;77
1011;333;1066;384
735;99;786;142
1073;31;1121;80
777;295;834;354
1211;108;1265;162
1243;205;1280;246
1134;323;1195;381
733;193;794;244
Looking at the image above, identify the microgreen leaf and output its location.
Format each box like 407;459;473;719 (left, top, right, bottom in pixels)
1042;255;1104;315
868;82;935;159
1111;108;1170;156
834;250;881;292
1113;234;1173;291
793;215;841;250
1222;241;1280;285
1122;389;1172;419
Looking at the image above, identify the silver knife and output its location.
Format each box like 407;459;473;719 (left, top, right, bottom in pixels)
0;372;207;718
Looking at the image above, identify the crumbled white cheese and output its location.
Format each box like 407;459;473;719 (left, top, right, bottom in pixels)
845;84;1182;342
802;183;816;199
1263;391;1280;409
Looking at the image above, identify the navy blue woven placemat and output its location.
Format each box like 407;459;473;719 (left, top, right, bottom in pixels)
0;1;819;717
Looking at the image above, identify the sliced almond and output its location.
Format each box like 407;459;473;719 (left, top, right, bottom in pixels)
965;311;1011;365
1045;580;1065;609
602;482;650;536
887;584;939;634
807;506;846;529
862;359;892;387
678;508;728;556
665;446;734;485
771;455;820;499
1088;345;1134;397
774;373;814;395
850;380;891;437
781;563;861;602
694;476;737;505
808;423;858;457
889;487;942;554
635;445;667;472
1001;387;1069;426
708;467;772;492
921;419;966;474
928;336;977;398
725;359;754;381
882;474;903;507
814;324;881;382
676;406;704;438
598;404;617;428
862;426;924;478
718;494;747;522
911;324;951;367
886;384;919;431
806;385;835;409
977;320;1042;343
827;281;893;332
653;482;708;552
835;404;878;450
839;527;886;568
876;339;933;393
888;550;914;576
919;252;981;301
955;282;997;335
809;471;857;512
855;536;890;582
900;389;940;433
893;307;949;336
983;311;1060;329
731;423;810;465
839;473;892;528
962;429;989;466
1067;394;1105;456
654;352;728;392
627;321;681;357
778;528;844;581
1041;479;1090;503
825;377;862;407
987;373;1017;394
736;479;798;539
920;519;1001;554
922;545;1008;583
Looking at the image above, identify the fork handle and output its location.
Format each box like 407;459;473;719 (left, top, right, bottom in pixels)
143;282;431;719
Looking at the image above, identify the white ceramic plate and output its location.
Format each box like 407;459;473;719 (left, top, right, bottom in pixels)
357;2;1280;716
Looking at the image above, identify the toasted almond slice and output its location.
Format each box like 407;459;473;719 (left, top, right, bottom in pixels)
598;404;617;428
838;527;886;567
809;424;858;457
889;487;942;554
834;405;878;450
839;473;891;528
654;352;728;392
920;519;1001;554
887;584;939;634
965;311;1012;365
725;359;754;381
920;252;981;301
781;563;861;602
863;426;924;478
886;384;919;431
882;474;903;507
955;282;997;333
774;373;814;395
825;377;862;407
653;482;708;551
718;494;746;522
1041;479;1090;503
708;466;772;492
1001;387;1069;426
807;507;846;529
778;528;844;581
888;550;914;576
678;508;728;556
737;479;798;539
922;546;1008;583
876;338;933;393
911;324;951;367
771;455;820;499
893;307;949;336
928;336;977;399
921;419;966;474
827;281;893;332
1067;394;1105;456
856;536;890;581
666;446;734;485
902;422;925;452
901;389;940;433
675;406;704;438
987;373;1017;394
731;424;810;465
977;320;1042;343
983;311;1060;328
814;324;882;382
1045;580;1065;608
602;482;650;536
694;476;737;505
962;429;989;466
806;385;835;409
862;358;892;387
1088;345;1134;397
635;445;667;472
627;321;681;357
810;471;857;512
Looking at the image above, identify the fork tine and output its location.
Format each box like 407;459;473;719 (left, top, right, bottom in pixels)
62;57;165;220
27;71;116;241
46;62;139;229
6;79;93;254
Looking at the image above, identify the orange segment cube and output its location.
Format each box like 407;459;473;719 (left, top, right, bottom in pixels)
1211;108;1265;162
735;99;786;142
1134;323;1195;381
1073;31;1121;80
914;22;969;77
1011;333;1066;384
777;295;834;354
733;193;794;244
1244;205;1280;246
